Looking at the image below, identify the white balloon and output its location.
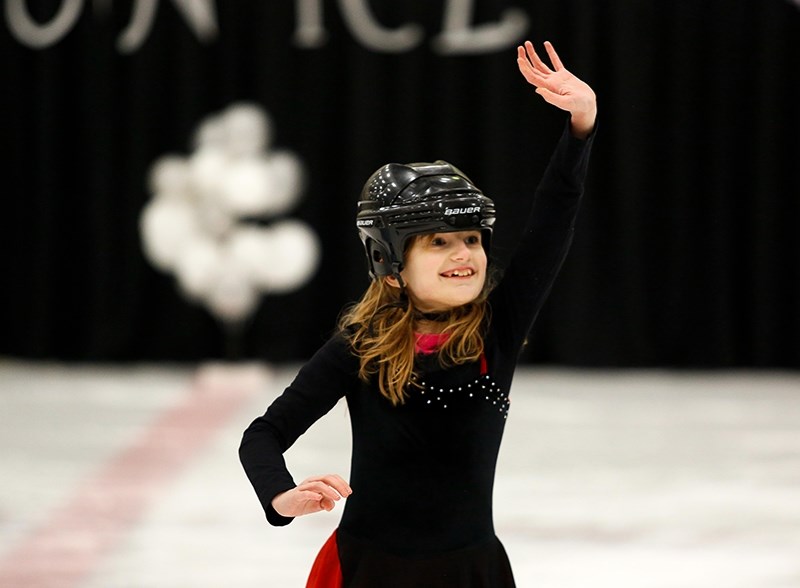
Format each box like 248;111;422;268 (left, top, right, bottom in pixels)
222;102;272;157
218;157;274;216
205;265;260;323
195;199;236;238
148;155;192;197
193;115;226;151
189;147;229;201
265;151;304;213
227;227;272;275
258;220;320;293
175;237;224;300
140;199;201;271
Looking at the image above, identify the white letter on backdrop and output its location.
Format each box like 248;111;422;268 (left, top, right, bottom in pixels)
117;0;218;53
294;0;327;48
5;0;83;48
433;0;528;54
339;0;422;53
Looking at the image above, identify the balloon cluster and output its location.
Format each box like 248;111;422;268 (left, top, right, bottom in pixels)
140;103;319;323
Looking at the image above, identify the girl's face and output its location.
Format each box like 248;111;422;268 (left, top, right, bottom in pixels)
391;231;487;312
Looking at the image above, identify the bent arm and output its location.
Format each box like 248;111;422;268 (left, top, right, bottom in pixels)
239;334;356;525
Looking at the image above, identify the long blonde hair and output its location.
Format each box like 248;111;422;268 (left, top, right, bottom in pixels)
339;248;493;406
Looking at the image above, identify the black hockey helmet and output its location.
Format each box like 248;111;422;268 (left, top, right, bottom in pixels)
356;160;496;278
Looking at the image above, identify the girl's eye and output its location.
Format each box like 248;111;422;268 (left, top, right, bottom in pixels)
465;235;480;245
431;237;446;246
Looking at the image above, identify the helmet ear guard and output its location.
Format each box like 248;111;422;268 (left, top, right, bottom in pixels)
356;161;496;279
362;238;399;279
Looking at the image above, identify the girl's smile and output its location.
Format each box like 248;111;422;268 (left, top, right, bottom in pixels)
440;267;476;278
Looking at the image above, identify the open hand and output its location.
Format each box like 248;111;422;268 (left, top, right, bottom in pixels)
271;474;352;518
517;40;597;138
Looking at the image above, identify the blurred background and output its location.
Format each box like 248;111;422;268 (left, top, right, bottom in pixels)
3;0;798;366
1;1;799;587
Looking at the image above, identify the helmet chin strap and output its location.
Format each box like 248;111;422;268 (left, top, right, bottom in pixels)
389;261;407;292
388;271;411;312
393;272;407;292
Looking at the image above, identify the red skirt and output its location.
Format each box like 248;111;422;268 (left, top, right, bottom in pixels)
306;530;344;588
306;529;516;588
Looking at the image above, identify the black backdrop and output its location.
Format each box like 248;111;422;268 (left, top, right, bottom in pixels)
3;0;799;367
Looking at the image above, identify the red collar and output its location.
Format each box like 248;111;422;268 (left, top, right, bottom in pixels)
414;332;451;354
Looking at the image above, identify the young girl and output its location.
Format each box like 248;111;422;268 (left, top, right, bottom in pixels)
240;40;597;587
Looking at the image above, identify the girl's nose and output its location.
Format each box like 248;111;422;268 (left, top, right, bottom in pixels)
451;241;471;261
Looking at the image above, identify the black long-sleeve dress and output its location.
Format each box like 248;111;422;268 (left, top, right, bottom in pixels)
240;121;594;587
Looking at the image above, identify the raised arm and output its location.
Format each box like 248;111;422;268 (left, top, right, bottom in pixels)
487;41;596;356
517;40;597;139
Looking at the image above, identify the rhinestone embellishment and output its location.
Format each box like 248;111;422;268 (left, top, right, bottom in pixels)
412;374;509;418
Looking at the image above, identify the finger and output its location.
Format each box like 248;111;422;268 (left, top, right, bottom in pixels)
518;60;547;84
517;52;543;79
543;41;565;71
517;45;536;71
518;64;551;92
535;87;570;111
524;40;553;74
303;474;353;497
294;490;326;511
320;497;336;511
319;474;353;496
298;481;344;503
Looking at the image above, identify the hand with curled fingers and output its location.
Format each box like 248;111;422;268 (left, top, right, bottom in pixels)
271;474;353;518
517;40;597;138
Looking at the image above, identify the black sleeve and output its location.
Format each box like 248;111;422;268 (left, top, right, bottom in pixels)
490;119;595;356
238;333;356;526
